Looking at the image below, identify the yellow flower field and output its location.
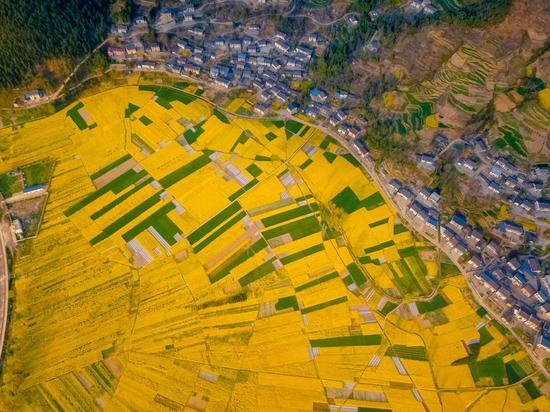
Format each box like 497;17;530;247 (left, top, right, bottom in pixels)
0;84;547;411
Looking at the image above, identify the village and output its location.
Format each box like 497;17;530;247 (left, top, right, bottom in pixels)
371;133;550;355
104;7;371;139
14;0;550;371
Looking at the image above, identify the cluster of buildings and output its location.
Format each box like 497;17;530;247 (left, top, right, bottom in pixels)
453;134;550;221
383;167;550;352
106;9;368;138
416;132;549;227
16;89;46;107
407;0;439;15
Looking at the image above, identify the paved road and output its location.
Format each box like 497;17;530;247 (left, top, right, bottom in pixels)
0;229;9;362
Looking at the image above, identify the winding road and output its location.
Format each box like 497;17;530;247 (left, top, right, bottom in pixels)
0;226;9;363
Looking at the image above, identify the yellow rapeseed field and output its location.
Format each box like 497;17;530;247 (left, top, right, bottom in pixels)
0;85;547;411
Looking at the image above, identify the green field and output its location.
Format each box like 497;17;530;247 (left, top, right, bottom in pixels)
386;345;428;361
187;202;242;244
416;293;449;314
301;296;348;314
295;272;339;292
310;335;382;347
65;169;149;217
331;186;362;214
158;153;212;188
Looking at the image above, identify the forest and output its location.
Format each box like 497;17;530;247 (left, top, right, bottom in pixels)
0;0;112;89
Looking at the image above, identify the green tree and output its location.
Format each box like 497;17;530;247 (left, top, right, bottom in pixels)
0;0;111;89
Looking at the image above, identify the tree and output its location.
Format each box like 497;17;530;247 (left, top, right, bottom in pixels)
0;0;111;89
433;155;461;213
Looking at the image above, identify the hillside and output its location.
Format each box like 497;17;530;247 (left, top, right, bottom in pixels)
0;0;111;89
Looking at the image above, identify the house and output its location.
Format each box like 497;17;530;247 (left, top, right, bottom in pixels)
337;124;351;137
429;191;441;205
495;157;515;174
346;14;359;26
388;179;402;194
274;40;290;53
183;11;194;22
287;102;300;114
295;44;313;57
520;284;536;298
456;158;478;175
525;257;542;275
489;165;503;179
310;87;328;103
478;271;500;293
533;164;550;180
334;89;349;100
498;220;524;239
534;289;548;304
254;103;270;116
416;153;436;171
329;110;347;127
188;27;205;38
108;47;126;59
111;24;128;35
165;60;183;74
183;63;201;76
214;77;232;88
408;201;429;221
527;181;544;197
146;43;161;54
228;39;242;51
474;135;488;152
396;187;414;203
304;32;320;46
317;103;331;117
451;241;469;259
257;39;272;52
242;36;254;48
10;219;23;237
466;227;484;248
347;127;362;140
248;24;261;34
449;211;468;233
135;16;147;26
135;61;157;71
423;4;438;14
466;254;483;271
23;89;45;103
271;60;283;71
210;64;232;79
156;8;175;26
537;334;550;351
534;199;550;218
365;40;381;53
177;38;190;51
418;187;432;204
487;181;503;196
432;133;448;153
125;44;138;56
539;303;550;319
426;216;438;232
484;239;500;257
520;198;534;213
369;8;382;20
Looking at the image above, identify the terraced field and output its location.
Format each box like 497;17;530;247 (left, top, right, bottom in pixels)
0;85;548;411
392;45;498;133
